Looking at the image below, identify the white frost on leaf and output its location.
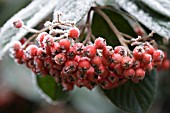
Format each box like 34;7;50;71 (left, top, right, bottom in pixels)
53;0;95;24
116;0;170;39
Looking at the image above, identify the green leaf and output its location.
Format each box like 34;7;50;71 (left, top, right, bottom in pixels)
115;0;170;38
91;8;136;47
102;69;158;113
35;75;68;103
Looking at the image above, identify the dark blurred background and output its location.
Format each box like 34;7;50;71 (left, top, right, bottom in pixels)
0;0;170;113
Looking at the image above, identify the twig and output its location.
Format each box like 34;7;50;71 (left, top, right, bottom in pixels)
93;7;132;56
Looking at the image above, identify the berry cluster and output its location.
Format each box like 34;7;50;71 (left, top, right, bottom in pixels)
10;24;167;91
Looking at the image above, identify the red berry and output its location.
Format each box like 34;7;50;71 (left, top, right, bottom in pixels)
87;67;98;82
94;64;105;76
135;68;145;80
68;27;80;39
12;41;22;51
25;45;38;58
111;53;122;64
12;18;23;28
37;48;46;59
108;71;118;83
91;56;102;67
124;68;135;79
102;46;114;58
132;58;140;69
121;57;133;69
36;32;48;47
78;58;90;72
43;34;54;47
102;56;111;66
84;45;97;58
153;50;164;62
144;44;155;55
66;47;76;59
65;60;78;72
34;57;44;68
114;46;127;56
54;53;66;65
59;39;70;51
133;46;145;60
94;37;106;49
73;43;84;55
113;63;124;75
50;43;61;56
142;53;152;65
44;57;54;68
144;63;153;72
162;60;170;70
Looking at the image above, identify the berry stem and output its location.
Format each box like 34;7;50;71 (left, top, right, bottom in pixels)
93;8;132;56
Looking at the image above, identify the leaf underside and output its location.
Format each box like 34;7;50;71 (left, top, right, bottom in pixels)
103;70;157;113
115;0;170;38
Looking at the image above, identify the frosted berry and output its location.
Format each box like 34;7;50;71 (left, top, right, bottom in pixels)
84;45;97;58
114;46;127;56
73;43;84;55
12;18;23;28
36;32;48;47
12;41;22;51
68;27;80;39
112;53;123;64
25;45;38;58
133;46;145;60
102;46;114;58
121;57;133;69
54;53;66;65
78;58;90;72
124;68;135;79
59;39;70;51
142;53;152;65
94;37;106;49
91;56;102;67
43;34;54;47
153;50;164;62
135;68;145;80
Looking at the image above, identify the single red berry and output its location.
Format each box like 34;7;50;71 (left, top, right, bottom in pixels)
111;53;122;64
73;43;84;55
98;78;113;89
73;55;81;62
50;42;61;56
34;57;44;68
113;63;124;75
25;45;38;58
78;58;90;72
66;47;76;59
132;58;140;69
44;57;54;68
68;27;80;39
102;56;111;66
133;46;145;60
42;34;54;47
162;59;170;70
87;67;98;82
124;68;135;79
12;41;22;51
94;37;106;49
142;53;152;65
15;49;24;59
77;70;87;79
36;32;48;47
94;64;105;76
102;46;114;59
114;46;127;56
100;67;109;78
109;63;115;71
135;68;145;80
108;71;118;83
54;53;66;65
59;39;70;51
84;45;97;58
121;56;133;69
12;18;23;28
144;44;155;55
65;60;78;72
90;56;102;67
144;63;153;72
37;48;46;59
153;50;164;62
